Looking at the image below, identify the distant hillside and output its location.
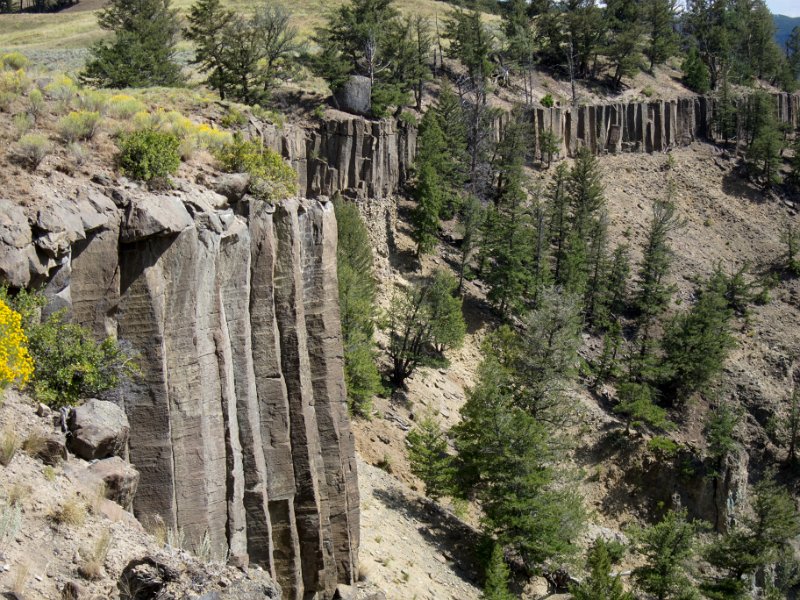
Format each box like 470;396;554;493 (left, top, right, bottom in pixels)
774;14;800;48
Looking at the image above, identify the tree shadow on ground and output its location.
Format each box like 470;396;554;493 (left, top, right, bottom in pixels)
371;485;483;587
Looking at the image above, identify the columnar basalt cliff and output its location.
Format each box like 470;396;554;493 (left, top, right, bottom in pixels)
0;182;359;600
246;94;800;208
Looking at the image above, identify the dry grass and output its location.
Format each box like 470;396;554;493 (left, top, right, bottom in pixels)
11;561;29;599
0;0;462;55
7;482;31;506
50;496;87;528
21;428;46;457
78;529;111;580
0;425;21;466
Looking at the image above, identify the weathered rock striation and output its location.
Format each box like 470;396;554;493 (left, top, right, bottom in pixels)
0;180;359;600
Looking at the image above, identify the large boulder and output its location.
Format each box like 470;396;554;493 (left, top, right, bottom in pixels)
333;75;372;116
67;399;130;460
87;456;140;508
121;195;193;243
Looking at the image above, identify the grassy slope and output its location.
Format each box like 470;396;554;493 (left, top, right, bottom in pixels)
0;0;457;52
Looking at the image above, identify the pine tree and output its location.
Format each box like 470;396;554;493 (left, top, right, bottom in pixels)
570;539;633;600
584;213;611;328
548;163;571;283
184;0;234;98
558;148;606;298
83;0;183;88
703;474;800;598
412;163;444;256
512;288;582;425
387;271;465;386
681;47;711;94
483;544;515;600
406;416;456;500
635;198;679;325
613;381;672;434
604;0;644;89
457;195;483;292
482;170;534;316
643;0;679;72
772;387;800;465
444;8;494;96
606;243;632;317
454;352;585;566
781;222;800;276
335;200;381;417
713;76;737;145
787;26;800;81
631;508;701;600
661;272;735;401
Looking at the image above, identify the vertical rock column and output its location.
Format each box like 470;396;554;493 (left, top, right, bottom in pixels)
273;199;337;599
249;201;303;598
299;200;360;584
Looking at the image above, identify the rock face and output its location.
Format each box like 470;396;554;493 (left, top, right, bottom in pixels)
67;399;130;461
1;181;359;599
332;76;372;117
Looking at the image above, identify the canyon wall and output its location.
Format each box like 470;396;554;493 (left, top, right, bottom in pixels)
0;181;358;600
247;93;800;208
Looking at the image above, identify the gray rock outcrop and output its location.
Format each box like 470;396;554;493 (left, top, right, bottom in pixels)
0;179;359;600
87;456;140;509
67;399;130;461
332;76;372;117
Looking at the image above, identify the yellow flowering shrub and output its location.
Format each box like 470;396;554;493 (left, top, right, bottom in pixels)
0;69;30;95
0;300;34;390
107;94;146;119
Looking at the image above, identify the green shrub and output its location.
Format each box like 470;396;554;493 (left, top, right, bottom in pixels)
107;94;146;120
58;111;101;143
541;94;555;108
13;113;33;137
77;90;109;115
214;134;298;201
1;52;29;70
27;88;45;120
220;107;248;129
16;133;52;171
1;288;135;408
117;129;181;182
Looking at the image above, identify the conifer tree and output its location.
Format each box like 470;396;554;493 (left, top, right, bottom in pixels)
606;243;632;317
457;196;483;292
713;76;737;145
643;0;679;72
184;0;233;98
635;198;679;326
682;47;711;94
661;271;735;400
702;475;800;598
604;0;644;89
772;387;800;465
781;222;800;276
558;148;606;298
483;544;515;600
631;508;700;600
444;8;494;97
613;381;672;434
387;271;465;386
571;539;633;600
454;352;585;567
335;200;381;416
406;416;456;500
482;168;534;316
83;0;183;88
548;164;571;282
412;163;444;256
584;213;611;328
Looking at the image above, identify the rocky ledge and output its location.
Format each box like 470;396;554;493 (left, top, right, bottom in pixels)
0;175;359;600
